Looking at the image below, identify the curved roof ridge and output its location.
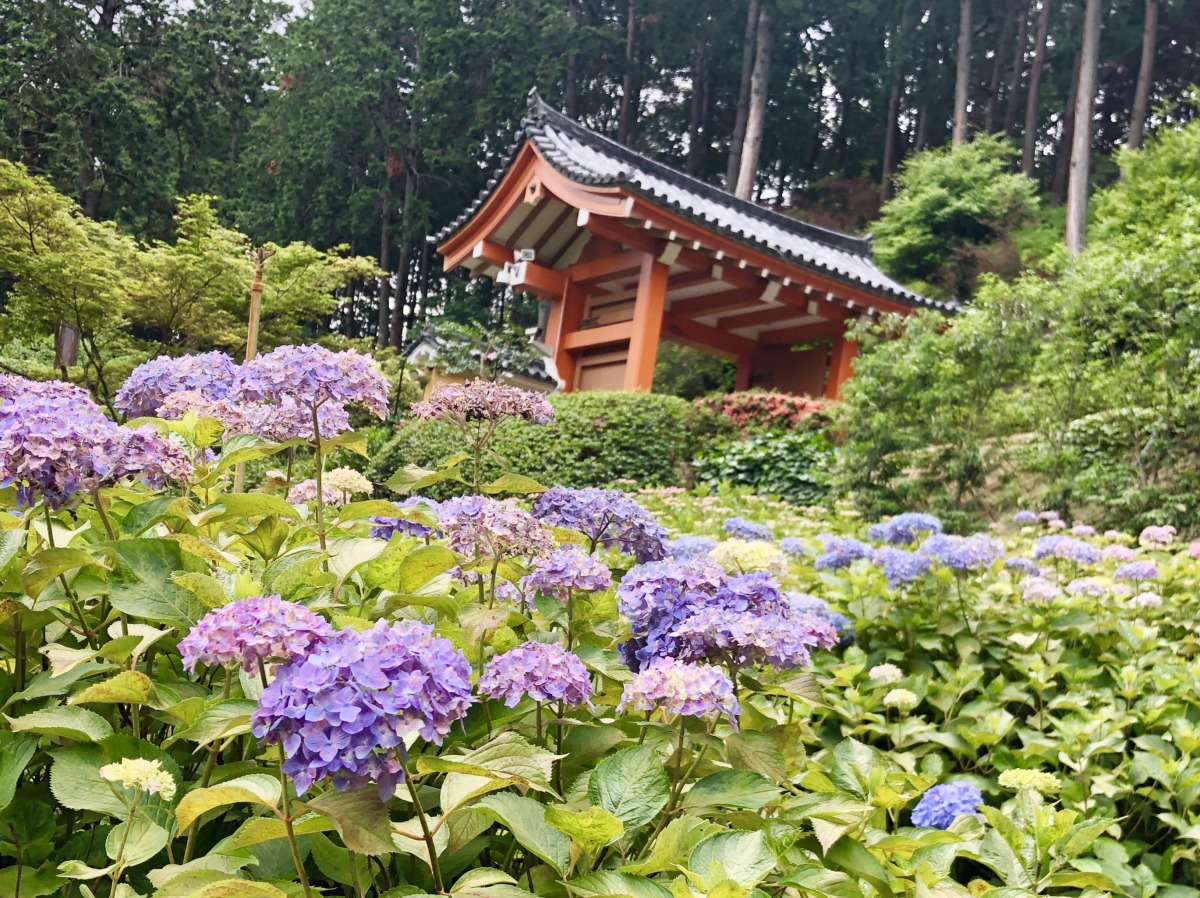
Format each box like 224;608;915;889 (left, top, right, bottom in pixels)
525;90;872;258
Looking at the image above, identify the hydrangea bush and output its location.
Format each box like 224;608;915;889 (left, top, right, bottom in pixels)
0;356;1190;898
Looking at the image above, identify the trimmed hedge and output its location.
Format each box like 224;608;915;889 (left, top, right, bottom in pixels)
369;391;705;492
693;430;834;505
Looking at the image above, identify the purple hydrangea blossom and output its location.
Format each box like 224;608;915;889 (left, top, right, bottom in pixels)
779;537;806;558
920;533;1003;571
911;782;983;829
1005;557;1041;577
815;535;874;570
439;495;554;562
411;379;554;425
370;497;442;540
672;606;838;669
0;395;193;508
1066;577;1106;597
1139;525;1177;549
287;479;345;506
520;545;612;600
1114;561;1159;582
0;374;93;405
617;559;729;668
532;486;668;563
1012;510;1039;525
667;536;718;560
1071;524;1097;537
179;595;333;672
867;513;943;546
251;620;474;798
1021;576;1062;604
478;642;592;707
724;517;774;541
240;345;389;419
788;593;854;645
1032;536;1102;565
872;547;933;588
618;657;740;725
1038;511;1062;523
1103;544;1138;562
115;352;241;418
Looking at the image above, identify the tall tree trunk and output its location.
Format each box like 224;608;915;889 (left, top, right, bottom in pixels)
617;0;638;145
915;106;928;150
736;3;774;200
1065;0;1103;256
952;0;972;143
985;0;1018;132
687;39;707;175
564;0;580;117
1022;0;1053;175
1127;0;1157;149
726;0;759;191
881;1;914;202
376;198;392;348
1003;2;1030;134
1053;51;1081;201
389;168;416;348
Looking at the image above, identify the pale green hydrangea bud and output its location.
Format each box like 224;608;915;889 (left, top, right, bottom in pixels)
100;758;177;801
998;768;1061;795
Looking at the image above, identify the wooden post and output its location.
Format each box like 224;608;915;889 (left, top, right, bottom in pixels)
623;256;668;392
234;245;276;493
735;353;754;391
824;335;858;399
549;279;586;392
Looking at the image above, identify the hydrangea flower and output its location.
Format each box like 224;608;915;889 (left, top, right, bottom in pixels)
1005;557;1041;577
1103;544;1138;562
1071;524;1096;537
815;535;873;570
869;663;904;682
724;516;774;541
253;397;353;442
240;345;389;419
0;395;193;508
1132;591;1163;608
287;479;345;506
412;379;554;426
1038;511;1062;523
439;495;554;562
710;539;788;576
0;373;93;405
1114;561;1159;582
1012;510;1038;525
667;536;717;560
884;688;919;711
99;758;177;801
1066;577;1105;597
873;547;932;588
920;533;1003;571
532;487;667;563
787;593;854;646
1189;541;1200;559
252;620;474;798
115;352;241;417
478;642;592;707
324;467;373;498
1032;536;1101;565
1021;577;1062;604
520;545;612;600
779;536;806;558
867;512;943;546
370;497;442;540
179;595;333;672
672;606;837;669
618;658;740;725
911;782;983;829
998;769;1061;794
1139;525;1177;549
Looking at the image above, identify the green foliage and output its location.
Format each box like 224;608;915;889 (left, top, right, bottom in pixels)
694;431;834;506
371;391;702;493
652;343;736;401
874;136;1040;299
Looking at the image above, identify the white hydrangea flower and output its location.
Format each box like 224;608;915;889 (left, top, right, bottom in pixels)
324;467;373;497
99;758;177;801
883;687;919;711
868;663;903;683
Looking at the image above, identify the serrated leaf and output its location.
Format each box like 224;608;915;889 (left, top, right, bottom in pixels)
565;872;672;898
482;474;547;496
175;774;282;831
681;771;780;812
187;880;288;898
104;539;209;627
689;831;777;889
23;548;108;598
304;787;395;856
70;670;153;705
588;746;669;830
476;792;571;876
165;700;257;748
106;815;169;866
398;545;458;593
545;805;624;854
622;815;724;876
0;736;37;813
226;813;336;850
172;573;229;608
7;706;113;742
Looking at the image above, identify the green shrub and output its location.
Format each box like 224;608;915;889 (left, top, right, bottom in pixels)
693;430;834;505
369;391;703;492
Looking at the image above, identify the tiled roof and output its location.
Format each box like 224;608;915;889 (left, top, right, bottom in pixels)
437;90;951;312
403;330;558;386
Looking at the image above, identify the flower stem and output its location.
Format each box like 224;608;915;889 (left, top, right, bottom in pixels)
42;504;96;649
277;742;314;898
406;776;445;893
310;406;328;562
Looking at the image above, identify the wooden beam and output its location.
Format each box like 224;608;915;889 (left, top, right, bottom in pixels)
583;214;763;287
550;279;586;391
527;203;576;256
566;251;647;285
670;287;765;318
472;239;511;268
624;256;669;392
825;335;858;399
663;315;759;360
508;198;552;248
509;260;567;298
562;320;635;350
758;319;847;347
718;306;822;331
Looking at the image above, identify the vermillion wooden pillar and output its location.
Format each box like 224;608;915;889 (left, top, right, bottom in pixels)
623;256;669;392
824;335;858;399
548;278;586;391
735;353;754;390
